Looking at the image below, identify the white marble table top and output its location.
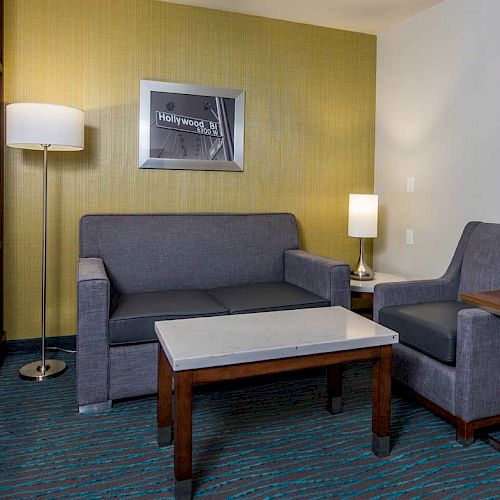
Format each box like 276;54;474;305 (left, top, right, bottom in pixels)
155;306;399;371
350;272;407;293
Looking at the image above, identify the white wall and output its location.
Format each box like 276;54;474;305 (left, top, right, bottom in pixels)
374;0;500;279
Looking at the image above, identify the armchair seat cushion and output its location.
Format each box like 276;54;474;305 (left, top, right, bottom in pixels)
379;301;476;365
207;281;330;314
109;290;229;345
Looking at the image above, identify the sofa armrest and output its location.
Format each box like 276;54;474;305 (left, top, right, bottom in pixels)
78;257;109;282
373;277;457;322
455;308;500;422
76;258;111;408
284;250;351;308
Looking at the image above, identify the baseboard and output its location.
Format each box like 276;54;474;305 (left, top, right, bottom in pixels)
5;335;76;356
0;330;6;366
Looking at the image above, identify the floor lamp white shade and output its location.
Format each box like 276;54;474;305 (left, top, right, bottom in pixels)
348;194;378;281
6;102;84;381
7;103;84;151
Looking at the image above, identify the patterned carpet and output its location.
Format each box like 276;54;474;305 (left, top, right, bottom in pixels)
0;351;499;499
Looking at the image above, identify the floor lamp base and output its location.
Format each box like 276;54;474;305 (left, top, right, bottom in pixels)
19;359;67;381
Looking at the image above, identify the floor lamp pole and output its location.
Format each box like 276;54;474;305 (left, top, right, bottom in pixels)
19;145;67;381
41;145;48;373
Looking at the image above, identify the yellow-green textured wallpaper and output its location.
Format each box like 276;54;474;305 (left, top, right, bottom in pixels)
4;0;376;340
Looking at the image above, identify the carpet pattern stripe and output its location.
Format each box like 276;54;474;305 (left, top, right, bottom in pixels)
0;352;499;498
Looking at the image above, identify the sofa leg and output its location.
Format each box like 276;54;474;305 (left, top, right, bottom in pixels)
79;400;112;414
456;419;474;446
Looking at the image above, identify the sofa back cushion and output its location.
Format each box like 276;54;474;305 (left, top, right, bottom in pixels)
458;222;500;296
80;213;299;294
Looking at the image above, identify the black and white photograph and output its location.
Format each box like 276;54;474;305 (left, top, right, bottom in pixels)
139;81;245;171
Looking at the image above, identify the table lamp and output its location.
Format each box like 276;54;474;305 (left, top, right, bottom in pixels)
7;103;84;381
348;193;378;281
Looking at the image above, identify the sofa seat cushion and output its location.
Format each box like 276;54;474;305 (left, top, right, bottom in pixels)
378;301;476;365
109;290;229;345
207;281;330;314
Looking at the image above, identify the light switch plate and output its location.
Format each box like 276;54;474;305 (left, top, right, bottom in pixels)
406;177;415;192
406;229;414;245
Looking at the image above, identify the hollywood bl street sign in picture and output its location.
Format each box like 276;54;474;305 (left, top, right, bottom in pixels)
155;112;222;138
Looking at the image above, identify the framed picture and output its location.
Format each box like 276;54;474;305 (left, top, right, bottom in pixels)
139;80;245;171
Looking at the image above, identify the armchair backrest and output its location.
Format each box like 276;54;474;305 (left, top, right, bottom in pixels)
80;213;299;294
458;222;500;296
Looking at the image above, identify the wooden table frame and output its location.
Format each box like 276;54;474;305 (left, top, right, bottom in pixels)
461;290;500;316
157;344;393;500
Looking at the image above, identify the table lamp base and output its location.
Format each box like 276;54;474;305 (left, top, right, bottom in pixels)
351;238;374;281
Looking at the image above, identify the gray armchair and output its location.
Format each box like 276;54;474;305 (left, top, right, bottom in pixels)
374;222;500;444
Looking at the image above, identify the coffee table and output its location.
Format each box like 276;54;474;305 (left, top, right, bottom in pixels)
155;306;399;499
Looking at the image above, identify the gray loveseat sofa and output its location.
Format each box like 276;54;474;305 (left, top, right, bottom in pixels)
77;213;351;413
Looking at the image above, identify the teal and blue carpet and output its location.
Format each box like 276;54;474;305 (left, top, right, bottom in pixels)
0;351;499;498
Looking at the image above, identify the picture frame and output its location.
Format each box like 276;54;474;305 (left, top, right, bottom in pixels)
139;80;245;171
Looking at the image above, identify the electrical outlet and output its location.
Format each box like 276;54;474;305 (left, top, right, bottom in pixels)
406;229;414;245
406;177;415;192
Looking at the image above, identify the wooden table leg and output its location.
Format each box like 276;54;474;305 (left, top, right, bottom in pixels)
157;347;173;446
326;364;342;414
372;345;392;457
174;371;193;500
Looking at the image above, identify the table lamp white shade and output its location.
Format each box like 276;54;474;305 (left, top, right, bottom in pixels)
6;103;84;151
348;194;378;238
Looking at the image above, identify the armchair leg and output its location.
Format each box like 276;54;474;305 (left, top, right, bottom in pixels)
456;419;474;446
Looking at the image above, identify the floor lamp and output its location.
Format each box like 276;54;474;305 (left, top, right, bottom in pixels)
6;103;84;381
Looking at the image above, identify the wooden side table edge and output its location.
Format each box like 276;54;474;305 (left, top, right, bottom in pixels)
461;290;500;313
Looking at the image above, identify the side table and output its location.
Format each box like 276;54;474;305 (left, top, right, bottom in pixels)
461;290;500;317
351;272;407;318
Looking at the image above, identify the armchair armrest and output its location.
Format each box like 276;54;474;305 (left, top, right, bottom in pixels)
284;250;351;308
455;308;500;422
373;277;457;322
77;258;111;408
